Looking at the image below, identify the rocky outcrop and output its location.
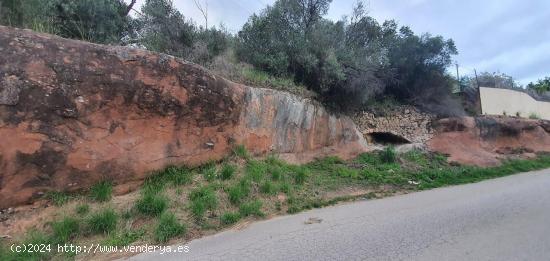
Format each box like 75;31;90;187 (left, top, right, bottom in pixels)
428;116;550;166
0;26;367;208
353;106;434;144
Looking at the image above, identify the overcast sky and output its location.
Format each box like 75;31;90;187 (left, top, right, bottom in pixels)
130;0;550;85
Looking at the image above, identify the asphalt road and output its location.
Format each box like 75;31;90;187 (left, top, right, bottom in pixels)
129;169;550;261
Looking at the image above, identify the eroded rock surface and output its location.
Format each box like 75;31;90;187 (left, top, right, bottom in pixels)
428;116;550;166
353;105;434;144
0;26;367;208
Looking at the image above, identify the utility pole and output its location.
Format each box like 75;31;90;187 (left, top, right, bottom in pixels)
455;63;460;91
474;69;482;114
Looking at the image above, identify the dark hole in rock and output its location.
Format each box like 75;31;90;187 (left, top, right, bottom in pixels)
367;132;411;145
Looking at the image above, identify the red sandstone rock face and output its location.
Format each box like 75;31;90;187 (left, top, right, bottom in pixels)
428;116;550;166
0;27;368;208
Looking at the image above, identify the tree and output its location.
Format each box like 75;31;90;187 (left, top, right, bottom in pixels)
475;72;520;89
0;0;134;44
527;77;550;94
135;0;196;57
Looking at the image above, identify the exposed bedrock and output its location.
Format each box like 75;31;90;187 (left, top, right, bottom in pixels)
0;26;368;208
428;116;550;166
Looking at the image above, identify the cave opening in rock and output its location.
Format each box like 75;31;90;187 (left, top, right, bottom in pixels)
368;132;411;145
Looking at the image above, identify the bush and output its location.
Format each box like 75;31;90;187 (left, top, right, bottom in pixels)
135;192;169;217
51;217;80;243
219;164;237;180
189;186;218;219
90;181;112;202
239;200;264;217
380;146;397;163
154;212;186;243
88;209;118;234
220;212;241;225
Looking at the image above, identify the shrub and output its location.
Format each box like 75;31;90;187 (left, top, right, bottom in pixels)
239;200;264;217
75;204;90;215
51;217;80;243
154;212;186;243
189;186;218;219
90;181;112;202
219;164;237;180
88;209;118;234
135;192;169;217
220;212;241;225
380;146;397;163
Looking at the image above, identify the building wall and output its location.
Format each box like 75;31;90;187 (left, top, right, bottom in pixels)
480;87;550;120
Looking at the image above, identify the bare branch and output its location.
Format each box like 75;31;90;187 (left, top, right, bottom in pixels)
193;0;208;29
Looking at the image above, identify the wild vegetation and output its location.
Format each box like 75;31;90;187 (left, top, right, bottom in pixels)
2;146;550;260
0;0;464;115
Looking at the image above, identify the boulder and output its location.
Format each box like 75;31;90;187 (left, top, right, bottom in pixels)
0;26;368;208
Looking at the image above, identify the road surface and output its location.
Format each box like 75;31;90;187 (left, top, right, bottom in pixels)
129;169;550;261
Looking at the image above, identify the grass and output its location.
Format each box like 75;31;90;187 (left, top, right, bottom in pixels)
227;179;251;205
220;212;241;225
380;146;397;163
90;181;112;202
233;144;249;159
50;217;80;243
201;163;217;182
75;204;90;215
260;180;276;194
189;186;218;220
135;192;169;217
246;160;267;182
103;229;145;246
239;200;264;217
87;208;118;234
154;212;186;243
46;191;71;206
4;149;550;260
165;166;193;186
219;163;237;180
293;167;308;185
